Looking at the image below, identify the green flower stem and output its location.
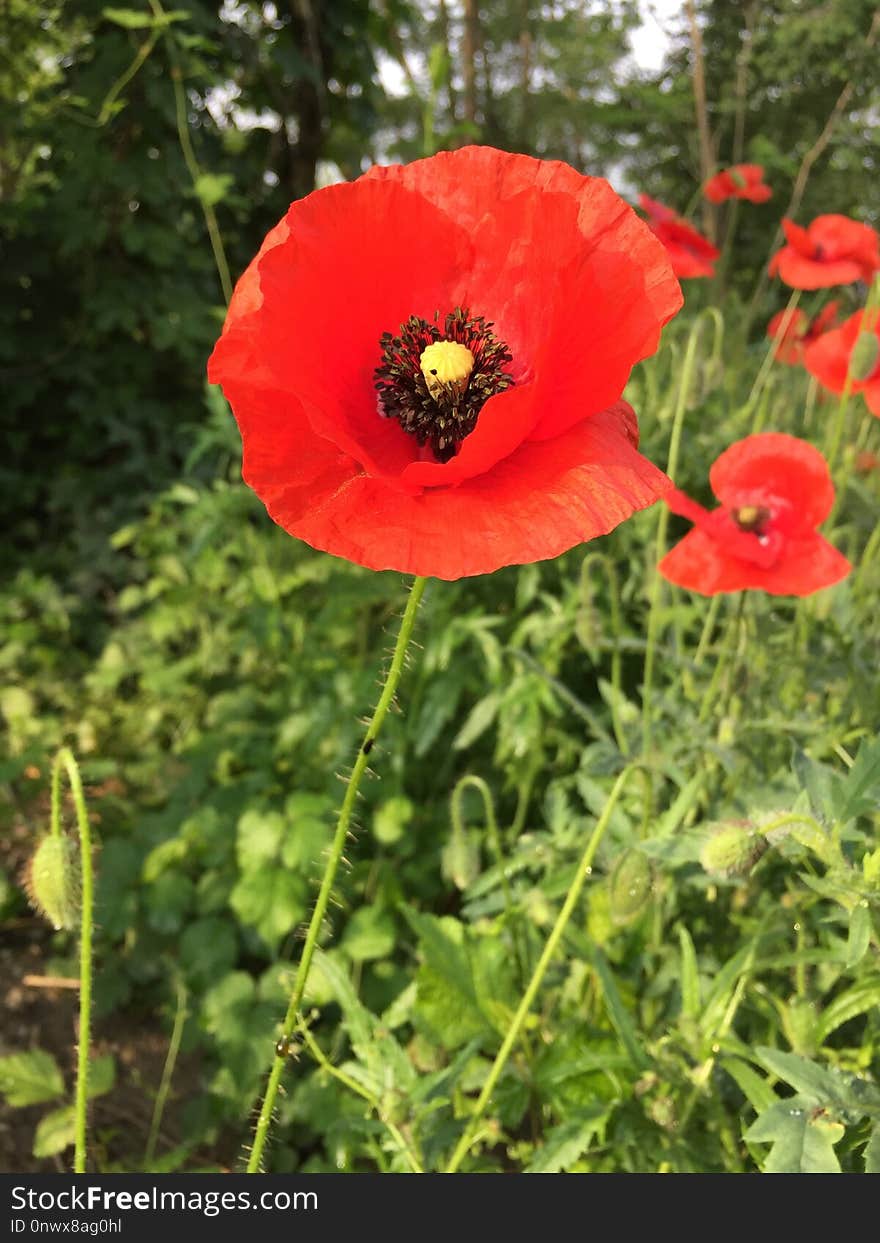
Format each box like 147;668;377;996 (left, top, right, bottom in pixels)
148;0;233;305
144;976;188;1169
854;517;880;597
694;594;723;668
641;317;702;763
297;1022;423;1173
451;775;528;992
580;552;628;754
743;288;801;416
50;748;94;1175
246;575;428;1173
698;594;744;725
827;295;879;477
444;765;636;1174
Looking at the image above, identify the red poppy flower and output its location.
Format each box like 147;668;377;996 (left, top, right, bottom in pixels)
855;450;880;476
768;215;880;289
766;300;840;365
207;147;682;580
658;433;850;596
804;309;880;417
704;164;772;204
638;194;719;279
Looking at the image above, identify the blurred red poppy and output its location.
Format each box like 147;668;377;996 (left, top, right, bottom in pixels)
804;309;880;417
658;433;850;596
638;194;719;279
769;215;880;289
766;301;840;365
208;147;682;580
704;164;771;204
855;450;880;475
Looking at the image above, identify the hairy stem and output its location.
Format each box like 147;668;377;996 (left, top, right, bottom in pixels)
50;749;95;1175
246;575;428;1173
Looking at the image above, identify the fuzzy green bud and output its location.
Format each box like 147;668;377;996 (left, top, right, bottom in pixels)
26;835;81;930
700;821;768;880
849;331;879;383
609;848;653;925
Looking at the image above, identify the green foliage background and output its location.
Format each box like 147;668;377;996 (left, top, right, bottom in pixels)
1;0;879;1173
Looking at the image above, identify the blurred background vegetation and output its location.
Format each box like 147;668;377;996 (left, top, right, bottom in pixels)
2;1;880;1172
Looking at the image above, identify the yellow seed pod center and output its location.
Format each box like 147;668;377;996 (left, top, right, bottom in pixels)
736;506;760;526
419;340;475;399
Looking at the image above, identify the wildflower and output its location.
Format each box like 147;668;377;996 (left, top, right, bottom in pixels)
804;309;880;417
766;301;840;365
638;194;719;279
769;216;880;289
704;164;771;205
208;147;682;579
658;433;851;596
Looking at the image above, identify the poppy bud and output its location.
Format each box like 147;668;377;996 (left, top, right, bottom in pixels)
849;331;880;383
700;821;768;879
25;835;81;930
609;848;653;924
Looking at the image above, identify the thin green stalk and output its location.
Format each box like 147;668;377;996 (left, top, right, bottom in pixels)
149;0;232;304
445;765;636;1173
712;198;740;297
827;295;879;475
743;288;801;416
246;576;428;1173
803;375;819;433
642;318;703;760
297;1023;423;1173
854;517;880;596
144;976;188;1169
698;594;744;725
450;776;528;991
50;748;94;1175
580;552;628;754
694;594;723;668
825;381;854;475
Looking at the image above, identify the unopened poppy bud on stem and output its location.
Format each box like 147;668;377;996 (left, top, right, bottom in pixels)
26;834;81;931
700;822;768;880
849;331;880;383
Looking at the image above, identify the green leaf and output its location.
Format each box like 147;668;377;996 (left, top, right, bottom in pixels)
102;6;190;28
845;903;872;968
524;1106;610;1172
87;1054;116;1099
372;796;414;846
341;906;396;962
311;949;414;1092
33;1106;76;1159
589;945;648;1069
864;1124;880;1173
677;923;700;1022
229;867;306;948
0;1050;65;1107
755;1047;880;1117
453;693;500;750
836;736;880;822
745;1098;843;1173
720;1057;778;1115
815;980;880;1046
792;748;839;825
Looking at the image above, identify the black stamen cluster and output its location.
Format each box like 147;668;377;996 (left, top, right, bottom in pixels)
374;307;514;462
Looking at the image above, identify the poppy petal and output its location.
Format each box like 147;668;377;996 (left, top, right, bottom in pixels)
272;403;671;580
709;432;835;529
659;529;850;596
